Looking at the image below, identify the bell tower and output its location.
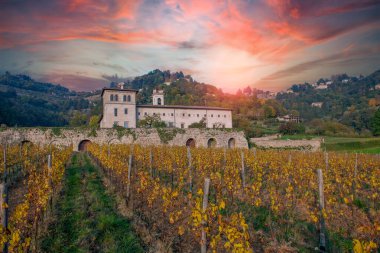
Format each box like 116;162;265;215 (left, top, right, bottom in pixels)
152;89;164;105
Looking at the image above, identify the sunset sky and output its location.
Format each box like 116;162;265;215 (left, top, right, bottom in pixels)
0;0;379;92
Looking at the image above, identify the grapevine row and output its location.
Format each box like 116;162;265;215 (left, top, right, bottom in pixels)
89;144;379;252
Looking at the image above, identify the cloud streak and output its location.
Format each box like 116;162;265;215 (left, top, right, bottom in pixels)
0;0;379;91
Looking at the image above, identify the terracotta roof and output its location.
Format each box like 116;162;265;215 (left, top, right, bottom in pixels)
101;88;139;96
137;104;232;111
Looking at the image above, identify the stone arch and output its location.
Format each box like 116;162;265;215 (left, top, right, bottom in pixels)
207;138;217;148
108;138;121;145
78;140;92;151
21;140;33;146
186;138;196;148
228;138;236;149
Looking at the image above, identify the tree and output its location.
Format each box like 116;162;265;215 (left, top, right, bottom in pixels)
69;111;87;127
88;115;100;129
188;117;206;128
138;114;166;128
279;122;305;135
371;108;380;136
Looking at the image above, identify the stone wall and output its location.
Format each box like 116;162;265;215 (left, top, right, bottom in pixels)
250;136;322;151
0;128;248;151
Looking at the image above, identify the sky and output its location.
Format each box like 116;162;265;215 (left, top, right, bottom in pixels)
0;0;380;92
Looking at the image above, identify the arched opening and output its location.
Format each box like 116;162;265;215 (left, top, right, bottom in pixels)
186;138;196;148
228;138;235;149
78;140;92;151
157;97;162;105
207;138;217;148
21;140;33;146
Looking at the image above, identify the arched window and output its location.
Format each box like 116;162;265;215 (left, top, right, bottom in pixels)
186;138;196;148
207;138;217;148
157;97;162;105
115;94;118;101
228;138;236;149
78;140;92;151
110;94;114;101
127;95;131;102
123;95;126;102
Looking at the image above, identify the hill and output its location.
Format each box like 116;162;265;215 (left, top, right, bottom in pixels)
0;69;379;138
276;71;380;133
0;72;98;127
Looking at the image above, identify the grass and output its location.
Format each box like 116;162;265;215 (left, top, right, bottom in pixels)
40;153;143;253
279;134;380;154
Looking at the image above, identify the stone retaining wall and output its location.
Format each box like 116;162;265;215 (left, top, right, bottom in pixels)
0;128;248;151
250;136;322;151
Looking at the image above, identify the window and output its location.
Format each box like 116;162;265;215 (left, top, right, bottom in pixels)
114;108;118;116
182;113;185;117
224;115;226;118
157;97;162;105
197;114;199;117
181;123;185;128
124;108;128;115
110;94;114;101
168;122;174;127
153;113;156;115
211;114;213;117
144;112;147;116
138;112;140;116
115;94;118;101
123;95;126;102
204;114;206;117
163;113;166;116
218;115;220;118
188;114;191;117
127;95;131;102
171;113;174;116
124;121;129;128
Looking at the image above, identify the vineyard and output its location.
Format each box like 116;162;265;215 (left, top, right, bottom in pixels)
0;143;71;252
0;142;379;252
89;144;380;253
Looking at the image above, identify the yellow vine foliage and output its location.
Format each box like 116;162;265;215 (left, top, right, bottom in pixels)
0;143;71;252
88;143;380;252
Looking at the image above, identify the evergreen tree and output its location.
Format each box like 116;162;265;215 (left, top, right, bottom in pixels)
371;108;380;136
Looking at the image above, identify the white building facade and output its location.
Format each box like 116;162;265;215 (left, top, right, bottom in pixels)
100;87;233;129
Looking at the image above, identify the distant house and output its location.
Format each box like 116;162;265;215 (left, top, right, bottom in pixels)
316;83;328;90
375;84;380;90
257;91;276;99
342;79;349;83
277;114;300;123
311;102;323;108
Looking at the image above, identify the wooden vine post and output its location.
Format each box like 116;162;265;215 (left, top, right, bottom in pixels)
47;154;53;210
353;153;358;199
201;178;210;253
317;169;327;252
241;151;245;190
126;154;132;201
149;149;153;177
187;147;192;192
1;144;9;253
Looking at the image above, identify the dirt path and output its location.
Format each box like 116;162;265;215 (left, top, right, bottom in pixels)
39;153;143;253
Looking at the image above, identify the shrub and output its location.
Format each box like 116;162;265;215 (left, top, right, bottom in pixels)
278;122;305;135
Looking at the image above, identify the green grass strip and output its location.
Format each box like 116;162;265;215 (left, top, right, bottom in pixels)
40;153;143;253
